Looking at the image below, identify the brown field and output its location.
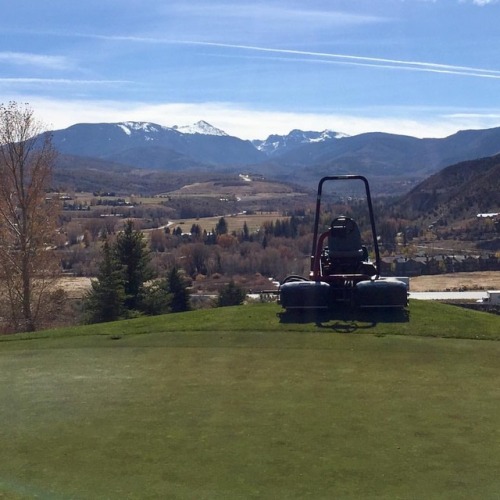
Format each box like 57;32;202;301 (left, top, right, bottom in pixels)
162;179;303;199
169;212;290;234
63;180;307;212
409;271;500;292
63;192;165;207
56;277;93;299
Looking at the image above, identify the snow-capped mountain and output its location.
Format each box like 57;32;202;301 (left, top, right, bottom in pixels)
116;121;165;136
51;121;263;167
49;120;500;183
173;120;228;137
252;129;348;156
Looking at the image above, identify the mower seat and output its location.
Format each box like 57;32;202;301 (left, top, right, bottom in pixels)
328;216;367;262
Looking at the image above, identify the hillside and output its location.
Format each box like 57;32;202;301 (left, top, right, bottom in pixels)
54;154;228;194
396;154;500;221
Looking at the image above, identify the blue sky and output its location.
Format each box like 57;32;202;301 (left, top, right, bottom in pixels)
1;0;500;139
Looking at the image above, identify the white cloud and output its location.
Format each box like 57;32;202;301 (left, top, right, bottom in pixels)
459;0;499;4
0;52;73;70
0;78;131;86
471;0;499;5
171;3;387;26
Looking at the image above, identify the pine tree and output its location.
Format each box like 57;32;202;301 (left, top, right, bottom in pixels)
215;217;228;236
242;221;250;241
217;280;246;307
84;240;126;323
190;223;202;239
114;220;153;310
139;279;171;316
167;266;191;313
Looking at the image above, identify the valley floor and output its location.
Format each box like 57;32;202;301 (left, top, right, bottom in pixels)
56;271;500;299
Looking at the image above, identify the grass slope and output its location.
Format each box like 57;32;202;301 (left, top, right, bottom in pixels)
0;301;499;499
2;300;499;346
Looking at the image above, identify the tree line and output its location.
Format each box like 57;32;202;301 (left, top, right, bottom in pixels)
84;220;191;323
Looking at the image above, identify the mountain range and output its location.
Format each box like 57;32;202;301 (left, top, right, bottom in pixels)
52;120;262;169
50;120;500;192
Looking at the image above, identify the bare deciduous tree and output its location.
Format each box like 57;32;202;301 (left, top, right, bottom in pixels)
0;102;60;332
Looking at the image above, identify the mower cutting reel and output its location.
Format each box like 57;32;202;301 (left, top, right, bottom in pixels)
279;175;408;311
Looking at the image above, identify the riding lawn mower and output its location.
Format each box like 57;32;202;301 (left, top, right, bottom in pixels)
279;175;408;310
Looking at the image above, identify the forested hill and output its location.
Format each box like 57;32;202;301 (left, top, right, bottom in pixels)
396;154;500;221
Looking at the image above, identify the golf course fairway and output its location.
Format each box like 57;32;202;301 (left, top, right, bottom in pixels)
1;301;499;499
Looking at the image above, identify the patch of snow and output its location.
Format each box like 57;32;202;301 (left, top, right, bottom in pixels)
118;122;162;134
255;129;349;154
477;212;499;218
117;124;131;135
334;131;350;139
174;120;228;136
308;130;349;142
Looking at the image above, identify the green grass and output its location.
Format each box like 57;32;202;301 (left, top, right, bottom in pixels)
2;300;499;347
0;301;499;499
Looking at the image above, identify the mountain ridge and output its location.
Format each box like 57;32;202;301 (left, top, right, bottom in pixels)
49;120;500;193
51;121;264;166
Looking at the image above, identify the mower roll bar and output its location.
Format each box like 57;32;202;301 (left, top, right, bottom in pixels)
311;175;381;276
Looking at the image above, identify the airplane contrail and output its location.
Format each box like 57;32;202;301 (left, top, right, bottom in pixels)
182;40;500;79
65;32;500;79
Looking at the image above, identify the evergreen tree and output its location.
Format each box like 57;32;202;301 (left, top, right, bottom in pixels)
290;215;300;238
167;266;191;313
114;220;153;310
215;217;228;236
84;240;126;323
190;223;202;239
242;221;250;241
217;280;246;307
139;279;171;316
